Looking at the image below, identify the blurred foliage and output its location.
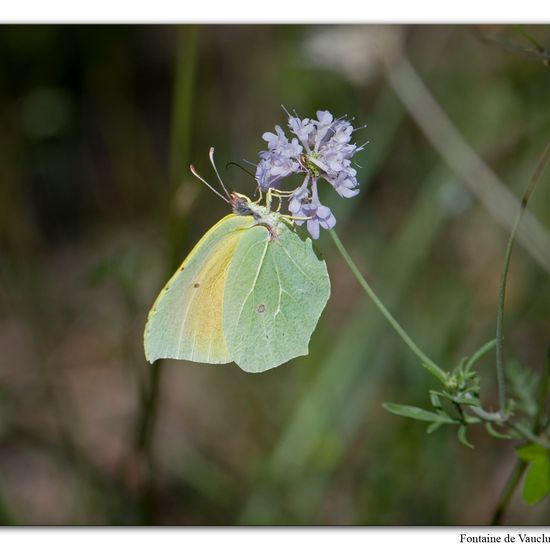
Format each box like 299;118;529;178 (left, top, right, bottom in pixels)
0;24;549;525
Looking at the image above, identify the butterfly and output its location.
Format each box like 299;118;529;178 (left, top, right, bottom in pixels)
143;148;330;373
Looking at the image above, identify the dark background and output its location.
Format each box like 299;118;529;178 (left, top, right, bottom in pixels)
0;24;549;525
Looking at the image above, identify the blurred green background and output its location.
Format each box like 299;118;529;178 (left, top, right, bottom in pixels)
0;24;549;525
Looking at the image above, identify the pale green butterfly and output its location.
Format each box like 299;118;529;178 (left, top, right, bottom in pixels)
143;148;330;373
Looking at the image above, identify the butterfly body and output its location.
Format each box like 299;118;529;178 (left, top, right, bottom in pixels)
230;192;281;238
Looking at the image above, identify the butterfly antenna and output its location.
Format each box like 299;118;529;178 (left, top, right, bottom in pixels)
190;164;230;204
226;160;256;180
209;147;231;199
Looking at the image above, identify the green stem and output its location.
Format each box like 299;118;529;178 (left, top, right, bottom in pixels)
469;405;504;423
495;214;521;415
495;143;550;415
135;362;163;523
329;229;447;385
533;347;550;434
170;26;197;189
136;362;163;452
133;26;198;525
491;460;528;525
507;421;550;450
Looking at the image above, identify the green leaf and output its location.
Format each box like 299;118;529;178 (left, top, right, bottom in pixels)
429;391;442;409
507;360;538;417
382;403;457;424
427;422;444;434
430;390;449;399
457;425;474;449
517;444;550;505
485;422;512;439
522;458;550;505
456;356;468;375
451;394;481;406
464;339;496;372
421;362;448;385
517;443;549;462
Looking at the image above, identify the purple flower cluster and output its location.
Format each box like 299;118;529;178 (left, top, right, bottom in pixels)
256;110;365;239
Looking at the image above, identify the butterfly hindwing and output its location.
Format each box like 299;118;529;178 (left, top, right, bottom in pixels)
222;221;331;373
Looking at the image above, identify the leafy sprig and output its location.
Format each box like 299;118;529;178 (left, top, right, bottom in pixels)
328;143;550;509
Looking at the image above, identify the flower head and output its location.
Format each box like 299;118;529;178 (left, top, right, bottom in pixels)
255;109;366;239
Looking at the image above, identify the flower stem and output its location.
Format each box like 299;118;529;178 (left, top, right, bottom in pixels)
329;229;447;385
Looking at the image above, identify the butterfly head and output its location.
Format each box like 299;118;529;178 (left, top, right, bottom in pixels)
191;149;281;238
230;192;255;216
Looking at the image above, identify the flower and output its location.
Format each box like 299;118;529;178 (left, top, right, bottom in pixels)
289;178;336;240
255;125;302;191
330;171;360;198
255;109;366;239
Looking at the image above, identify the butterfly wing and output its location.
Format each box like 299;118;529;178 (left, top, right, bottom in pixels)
144;214;254;364
223;221;330;373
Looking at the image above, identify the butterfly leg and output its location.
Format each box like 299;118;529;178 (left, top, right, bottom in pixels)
253;187;264;205
266;187;273;212
276;195;283;212
279;214;312;226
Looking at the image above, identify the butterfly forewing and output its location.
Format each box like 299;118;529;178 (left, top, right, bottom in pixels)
144;214;254;364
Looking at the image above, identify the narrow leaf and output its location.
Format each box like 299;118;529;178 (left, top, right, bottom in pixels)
427;422;444;434
452;394;481;406
485;422;512;439
421;362;448;385
465;339;497;372
457;425;474;449
429;391;442;409
382;403;457;424
507;360;538;417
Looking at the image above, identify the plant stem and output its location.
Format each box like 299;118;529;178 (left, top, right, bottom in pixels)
133;26;198;524
136;362;163;453
495;143;550;416
329;229;447;385
495;214;522;415
533;347;550;434
507;421;550;450
135;362;163;523
491;460;528;525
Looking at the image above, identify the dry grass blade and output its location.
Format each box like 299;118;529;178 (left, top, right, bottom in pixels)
385;56;550;274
